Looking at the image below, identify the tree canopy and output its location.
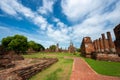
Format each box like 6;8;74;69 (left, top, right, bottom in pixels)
1;34;45;54
28;41;45;51
49;45;56;52
2;34;28;54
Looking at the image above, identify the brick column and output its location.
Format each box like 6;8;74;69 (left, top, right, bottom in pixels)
96;39;100;52
93;40;97;52
101;34;109;52
99;38;104;52
107;32;116;52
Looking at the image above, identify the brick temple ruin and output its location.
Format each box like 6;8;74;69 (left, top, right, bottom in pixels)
81;37;95;58
68;41;75;53
81;24;120;61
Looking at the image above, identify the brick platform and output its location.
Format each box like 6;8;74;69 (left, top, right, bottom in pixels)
0;58;58;80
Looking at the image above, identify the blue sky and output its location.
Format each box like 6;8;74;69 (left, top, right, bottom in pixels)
0;0;120;48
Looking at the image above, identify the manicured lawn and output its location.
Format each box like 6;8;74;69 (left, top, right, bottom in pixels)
84;58;120;77
23;52;79;80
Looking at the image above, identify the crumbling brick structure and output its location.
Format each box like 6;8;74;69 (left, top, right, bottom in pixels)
68;41;75;53
81;37;95;58
81;26;120;61
114;24;120;56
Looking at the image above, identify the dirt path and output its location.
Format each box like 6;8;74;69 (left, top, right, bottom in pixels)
70;58;120;80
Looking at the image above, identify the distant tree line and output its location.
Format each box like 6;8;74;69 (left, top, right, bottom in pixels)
1;34;45;54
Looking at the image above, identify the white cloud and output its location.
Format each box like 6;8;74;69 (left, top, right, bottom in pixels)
61;0;118;22
61;0;102;22
47;25;70;42
38;0;56;14
0;0;50;31
0;0;17;15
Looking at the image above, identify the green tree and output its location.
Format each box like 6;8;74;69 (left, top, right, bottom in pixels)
76;48;81;52
49;45;56;52
2;36;13;51
2;34;28;54
28;41;45;52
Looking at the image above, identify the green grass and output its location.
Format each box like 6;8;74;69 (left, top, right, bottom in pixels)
84;58;120;77
23;52;77;80
45;68;62;80
23;52;120;79
23;52;80;59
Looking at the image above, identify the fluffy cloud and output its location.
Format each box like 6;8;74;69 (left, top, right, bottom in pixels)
61;0;118;22
37;0;56;14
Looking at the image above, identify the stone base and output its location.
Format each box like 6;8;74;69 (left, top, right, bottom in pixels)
85;55;91;58
96;53;120;62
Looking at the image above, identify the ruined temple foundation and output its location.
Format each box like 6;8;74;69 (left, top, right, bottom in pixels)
0;58;58;80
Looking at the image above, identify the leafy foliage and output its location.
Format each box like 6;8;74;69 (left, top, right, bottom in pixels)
49;45;56;52
76;48;81;52
2;34;28;54
28;41;45;51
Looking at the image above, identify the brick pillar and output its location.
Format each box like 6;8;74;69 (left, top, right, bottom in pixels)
96;39;100;52
99;38;104;52
93;40;97;52
101;34;109;52
105;39;110;52
107;32;116;53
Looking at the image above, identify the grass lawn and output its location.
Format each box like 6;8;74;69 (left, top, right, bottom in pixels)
84;58;120;77
23;52;120;79
23;52;79;80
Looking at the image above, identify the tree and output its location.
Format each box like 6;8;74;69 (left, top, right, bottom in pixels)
28;41;45;52
49;45;56;52
2;36;13;51
2;34;28;54
76;48;81;52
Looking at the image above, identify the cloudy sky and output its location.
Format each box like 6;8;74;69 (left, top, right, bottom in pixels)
0;0;120;48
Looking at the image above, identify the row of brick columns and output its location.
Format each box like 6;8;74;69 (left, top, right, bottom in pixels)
93;32;116;53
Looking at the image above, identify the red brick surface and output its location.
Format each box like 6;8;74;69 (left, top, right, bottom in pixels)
70;58;120;80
